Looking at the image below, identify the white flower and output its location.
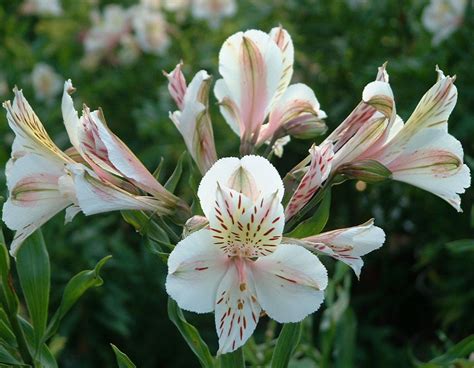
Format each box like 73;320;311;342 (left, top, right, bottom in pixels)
422;0;467;45
131;6;170;55
288;219;386;279
318;65;470;212
163;0;190;12
2;88;76;255
166;156;328;354
31;63;62;102
21;0;62;16
214;27;326;153
361;68;471;211
166;64;217;174
191;0;237;28
83;5;131;56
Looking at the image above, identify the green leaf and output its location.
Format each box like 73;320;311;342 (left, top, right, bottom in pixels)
334;308;356;368
271;322;303;368
44;255;112;340
165;152;186;193
121;211;171;246
0;228;19;314
167;298;214;368
218;348;245;368
111;344;137;368
0;229;10;283
446;239;474;254
19;317;57;368
16;230;50;350
0;345;24;365
418;335;474;367
0;319;16;346
285;192;332;238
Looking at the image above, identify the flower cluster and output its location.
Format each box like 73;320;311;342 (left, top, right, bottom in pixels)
2;81;189;256
81;0;237;68
2;25;471;357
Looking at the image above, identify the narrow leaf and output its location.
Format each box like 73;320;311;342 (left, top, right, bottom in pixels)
285;192;332;238
271;322;303;368
425;335;474;365
111;344;137;368
16;230;50;350
165;152;186;192
167;298;214;368
44;256;112;340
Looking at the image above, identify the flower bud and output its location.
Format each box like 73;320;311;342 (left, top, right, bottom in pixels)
284;117;328;139
183;215;208;237
339;159;392;183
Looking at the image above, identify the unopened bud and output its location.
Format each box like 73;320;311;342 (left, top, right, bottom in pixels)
183;215;208;237
339;159;392;183
284;117;328;139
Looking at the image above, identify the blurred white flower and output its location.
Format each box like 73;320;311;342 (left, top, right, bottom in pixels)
117;34;141;65
191;0;236;27
83;5;131;56
31;63;62;101
163;0;191;12
131;6;170;55
21;0;62;16
422;0;467;45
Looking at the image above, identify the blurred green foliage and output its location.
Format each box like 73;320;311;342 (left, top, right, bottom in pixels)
0;0;473;366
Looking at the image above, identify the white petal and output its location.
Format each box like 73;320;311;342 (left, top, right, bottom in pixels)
198;155;284;218
215;259;261;354
216;29;283;138
261;83;323;143
399;72;457;138
67;164;168;215
268;26;294;108
166;229;229;313
387;129;470;211
285;142;334;220
4;87;67;162
299;219;386;278
214;79;241;136
61;80;81;151
252;244;328;323
2;154;71;256
89;111;167;196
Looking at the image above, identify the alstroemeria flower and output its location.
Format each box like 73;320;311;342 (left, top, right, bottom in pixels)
2;88;77;255
286;219;386;279
285;142;334;220
214;27;326;153
357;68;470;211
422;0;466;45
191;0;237;28
166;156;328;354
62;80;182;211
301;65;469;211
165;63;218;174
2;84;187;255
